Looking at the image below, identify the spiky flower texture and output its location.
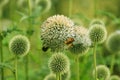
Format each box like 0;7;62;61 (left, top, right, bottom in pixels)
44;71;70;80
90;19;105;26
93;65;110;80
109;75;120;80
106;31;120;53
41;15;74;52
9;35;30;57
48;53;70;74
89;24;107;44
69;26;91;55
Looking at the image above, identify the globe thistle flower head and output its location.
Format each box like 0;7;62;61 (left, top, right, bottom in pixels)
48;52;70;74
106;31;120;53
69;26;91;55
44;73;56;80
90;19;105;26
9;35;30;57
93;65;110;80
41;15;74;52
109;75;120;80
89;24;107;44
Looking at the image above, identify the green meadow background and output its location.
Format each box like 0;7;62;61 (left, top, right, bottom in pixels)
0;0;120;80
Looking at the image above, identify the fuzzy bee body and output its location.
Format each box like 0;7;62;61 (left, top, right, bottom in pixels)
64;38;74;48
64;38;74;44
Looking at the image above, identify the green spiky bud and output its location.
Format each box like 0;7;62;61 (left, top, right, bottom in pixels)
93;65;110;80
69;26;91;55
109;75;120;80
44;73;56;80
9;35;30;57
90;19;105;26
41;15;74;52
89;24;107;44
48;53;70;74
106;31;120;53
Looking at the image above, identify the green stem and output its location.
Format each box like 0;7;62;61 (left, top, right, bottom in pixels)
69;0;72;17
28;0;31;16
15;57;18;80
24;0;32;80
76;56;80;80
110;54;115;74
93;43;97;80
0;35;4;80
56;73;60;80
94;0;97;18
25;55;29;80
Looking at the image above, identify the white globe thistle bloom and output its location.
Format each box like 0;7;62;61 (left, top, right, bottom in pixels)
69;26;91;55
41;15;74;52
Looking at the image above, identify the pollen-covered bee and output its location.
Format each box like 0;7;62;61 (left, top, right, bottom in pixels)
64;38;74;48
42;46;49;52
65;37;74;44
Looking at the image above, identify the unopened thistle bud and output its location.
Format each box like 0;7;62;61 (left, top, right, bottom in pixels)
106;31;120;53
48;53;70;74
9;35;30;57
89;23;107;44
93;65;110;80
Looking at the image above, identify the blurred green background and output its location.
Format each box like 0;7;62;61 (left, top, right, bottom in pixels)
0;0;120;80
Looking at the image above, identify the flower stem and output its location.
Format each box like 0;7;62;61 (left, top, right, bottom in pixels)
76;56;80;80
14;57;18;80
0;35;4;80
94;0;97;18
69;0;72;17
110;54;115;74
93;43;97;80
24;0;32;80
56;73;61;80
25;55;29;80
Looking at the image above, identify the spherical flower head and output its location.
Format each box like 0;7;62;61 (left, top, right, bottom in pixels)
41;15;74;52
109;75;120;80
89;24;107;44
69;26;91;55
106;31;120;53
93;65;110;80
48;52;70;74
9;35;30;57
44;73;56;80
90;19;105;26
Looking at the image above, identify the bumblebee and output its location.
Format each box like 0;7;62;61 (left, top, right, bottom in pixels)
64;38;74;48
64;38;74;44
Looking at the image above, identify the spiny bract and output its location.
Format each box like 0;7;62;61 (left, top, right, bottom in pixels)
69;26;91;55
109;75;120;80
41;15;74;52
106;31;120;53
9;35;30;57
93;65;110;80
48;52;70;74
89;24;107;44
